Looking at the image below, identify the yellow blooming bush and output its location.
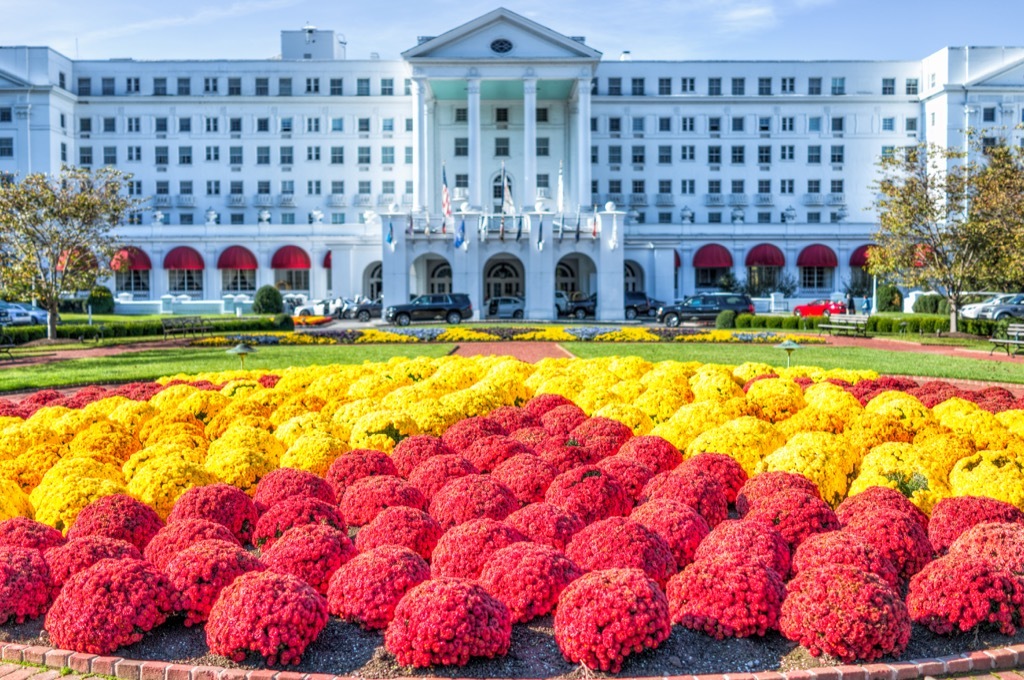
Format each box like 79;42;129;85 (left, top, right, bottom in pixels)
685;416;787;475
593;327;661;343
633;388;690;425
34;476;127;532
209;426;285;465
281;433;348;476
67;421;141;466
204;448;275;495
355;328;418;343
0;443;64;493
513;327;576;342
139;411;205;444
348;410;420;453
593;404;654;436
689;367;745;403
760;432;855;506
733;362;778;385
948;451;1024;510
123;445;206;483
849;442;949;513
127;456;216;519
436;327;499;342
274;412;334;448
745;379;806;423
178;390;232;424
0;480;34;522
865;392;936;433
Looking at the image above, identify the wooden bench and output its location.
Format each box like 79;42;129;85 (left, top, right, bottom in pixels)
0;329;14;360
989;323;1024;357
819;313;870;337
161;316;213;340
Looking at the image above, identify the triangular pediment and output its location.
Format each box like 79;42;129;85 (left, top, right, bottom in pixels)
403;8;601;62
967;55;1024;88
0;69;31;89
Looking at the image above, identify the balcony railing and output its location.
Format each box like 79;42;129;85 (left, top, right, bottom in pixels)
153;195;172;207
377;193;396;206
175;195;195;207
754;194;774;206
728;194;748;206
629;193;648;206
278;194;296;207
253;194;274;207
655;194;675;207
606;193;624;206
353;194;371;206
226;195;246;207
327;194;347;207
803;193;824;206
827;193;846;205
705;194;725;206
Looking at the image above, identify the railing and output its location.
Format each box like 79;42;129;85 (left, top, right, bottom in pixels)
353;195;371;206
754;194;774;206
253;195;274;207
728;194;748;206
226;195;246;207
327;194;347;207
827;193;846;205
629;193;648;206
278;194;296;207
175;195;195;207
655;194;675;206
803;193;824;206
705;194;725;206
377;194;396;206
153;195;172;207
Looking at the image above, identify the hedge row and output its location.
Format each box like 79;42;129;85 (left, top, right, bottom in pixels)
2;318;280;345
732;313;1004;337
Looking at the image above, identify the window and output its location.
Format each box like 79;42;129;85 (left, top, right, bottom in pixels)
307;180;321;195
659;117;671;132
495;138;509;157
906;117;918;132
306;146;321;161
658;145;672;163
405;147;413;164
306;77;320;94
227;77;242;95
256;147;270;164
830;145;845;163
608;146;622;164
405;79;412;96
0;137;11;160
179;117;191;133
658;212;672;224
257;117;270;132
680;77;695;93
206;180;221;195
58;72;66;89
808;78;822;95
102;78;115;95
680;145;695;161
631;145;646;164
591;145;599;164
125;146;140;162
78;146;91;165
731;146;745;164
731;180;745;194
808;116;821;132
732;116;745;132
205;117;218;133
631;78;645;96
79;118;92;133
330;78;343;95
681;116;695;132
781;77;795;94
807;212;821;223
60;142;67;162
331;117;343;132
331;213;345;225
78;78;92;96
658;179;672;194
882;117;895;131
281;180;295;195
758;145;771;164
632;180;645;195
229;147;243;164
780;179;794;194
202;77;217;94
382;180;396;195
658;78;671;95
591;117;598;132
801;267;832;289
357;146;371;164
831;77;845;95
982;107;996;123
708;146;721;164
496;108;509;123
831;179;844;194
280;146;294;165
780;145;794;161
281;214;296;225
758;77;772;95
126;117;141;133
808;145;821;163
307;118;321;133
357;78;370;96
758;117;771;133
454;138;468;156
154;146;168;165
708;78;722;96
279;78;292;96
807;179;821;194
709;117;721;134
103;117;116;133
537;137;550;156
178;146;192;164
831;116;844;133
281;117;294;133
330;180;344;194
906;78;919;95
381;78;394;96
358;181;371;194
781;116;795;132
881;145;895;159
330;146;344;164
0;107;10;123
609;180;622;194
126;77;140;93
177;78;190;96
632;117;645;133
255;78;269;96
882;78;895;95
180;181;193;195
609;117;621;133
731;78;745;95
381;147;395;164
454;108;468;123
608;77;622;95
709;212;722;223
681;179;695;194
168;269;201;293
757;213;771;224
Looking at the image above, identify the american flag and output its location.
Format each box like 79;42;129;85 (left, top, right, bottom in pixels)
440;165;452;235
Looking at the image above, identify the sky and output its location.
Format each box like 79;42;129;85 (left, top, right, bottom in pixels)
1;0;1023;62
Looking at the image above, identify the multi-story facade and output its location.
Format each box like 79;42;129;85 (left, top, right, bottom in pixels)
1;9;1022;319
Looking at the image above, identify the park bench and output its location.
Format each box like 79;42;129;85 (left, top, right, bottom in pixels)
819;313;870;337
161;316;213;340
0;328;14;360
989;323;1024;357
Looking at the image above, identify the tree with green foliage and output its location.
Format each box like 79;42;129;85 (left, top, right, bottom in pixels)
870;139;1024;333
253;285;284;314
0;166;141;339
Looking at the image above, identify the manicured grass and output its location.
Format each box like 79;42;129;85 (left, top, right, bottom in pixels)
60;313;241;323
566;342;1024;384
0;344;455;393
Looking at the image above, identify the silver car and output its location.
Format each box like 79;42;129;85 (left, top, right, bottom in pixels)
960;294;1014;319
0;302;36;326
487;296;525;319
977;294;1024;320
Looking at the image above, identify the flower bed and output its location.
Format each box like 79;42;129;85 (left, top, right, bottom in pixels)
4;355;1024;674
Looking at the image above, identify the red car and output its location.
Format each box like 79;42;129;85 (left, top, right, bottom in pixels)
793;299;848;317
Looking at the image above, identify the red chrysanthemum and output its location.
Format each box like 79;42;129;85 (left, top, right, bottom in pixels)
0;547;52;625
262;524;355;595
791;530;900;588
384;577;512;667
677;453;748;504
566;517;676;588
66;494;164;552
569;417;634;449
667;559;785;638
46;536;142;590
340;475;427;527
46;558;178;654
0;518;66;553
523;393;577;418
325;449;397;500
616;436;682;474
479;542;583;624
508;426;550;449
491;453;559;506
167;484;259;545
640;468;728;528
539;404;588;437
144;519;240;570
907;556;1024;635
630;499;709;570
928;496;1024;555
206;570;328;666
735;471;821;516
505;502;585;551
441;416;506;453
460;435;534;473
328;545;431;629
743;490;840;552
596;457;655;502
252;497;346;550
692;519;791;577
486;405;541;433
780;563;911;662
354;505;443;560
407;455;479;501
428;474;519;531
431;518;527;579
535;435;602;473
842;509;934;580
545;465;632;526
554;568;671;673
947;522;1024;575
391;435;453;479
164;539;265;626
252;467;336;515
836;486;929;532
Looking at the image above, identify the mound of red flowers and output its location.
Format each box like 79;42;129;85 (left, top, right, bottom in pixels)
0;518;65;553
164;539;265;626
641;469;728;528
928;496;1024;555
743;490;839;551
391;435;453;478
461;435;534;473
328;545;431;629
252;497;346;550
792;531;900;589
566;517;676;588
341;475;427;527
384;578;512;667
354;506;443;560
0;546;52;624
207;570;328;666
947;522;1024;576
262;524;355;594
145;519;239;570
836;486;929;531
431;518;526;579
505;502;585;551
45;536;142;589
907;556;1024;635
677;453;748;504
667;558;785;638
253;468;336;515
736;471;820;516
491;453;559;505
66;494;164;552
615;436;682;474
428;474;519;530
596;457;655;502
441;416;506;453
479;542;583;623
692;520;791;577
167;484;259;545
630;499;710;570
554;568;670;673
841;509;934;580
545;465;632;525
325;449;397;500
408;455;479;501
46;558;178;654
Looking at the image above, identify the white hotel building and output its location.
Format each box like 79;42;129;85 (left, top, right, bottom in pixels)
1;8;1023;319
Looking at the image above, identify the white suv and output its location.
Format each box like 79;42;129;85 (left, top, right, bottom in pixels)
554;291;570;315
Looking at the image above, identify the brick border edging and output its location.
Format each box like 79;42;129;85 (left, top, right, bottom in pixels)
3;642;1023;680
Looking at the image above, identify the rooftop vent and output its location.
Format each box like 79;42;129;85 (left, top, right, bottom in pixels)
417;36;435;45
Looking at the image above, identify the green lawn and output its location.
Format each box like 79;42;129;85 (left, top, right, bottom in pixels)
566;342;1024;384
60;313;241;324
0;344;454;393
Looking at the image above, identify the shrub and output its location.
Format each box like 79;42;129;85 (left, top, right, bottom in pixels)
928;496;1024;555
743;490;840;552
571;416;634;448
792;531;900;589
479;542;583;624
750;315;768;328
441;416;506;453
908;556;1024;635
341;475;427;527
640;469;728;528
431;518;526;579
86;285;115;314
253;468;336;515
45;536;141;590
678;453;748;504
736;471;821;516
428;474;518;530
46;558;178;654
912;294;942;314
486;406;540;433
630;499;709;570
545;465;632;525
781;316;799;330
354;506;443;560
715;309;737;329
460;435;533;473
875;283;903;312
328;545;430;629
566;517;676;588
271;313;294;331
263;524;355;595
523;393;577;418
554;568;671;673
765;316;783;329
616;436;682;473
596;457;655;501
0;517;65;553
505;502;585;551
539;404;588;437
693;519;791;577
164;539;265;626
408;455;479;501
167;484;259;545
735;313;755;329
325;449;397;500
384;578;512;668
252;497;346;551
391;435;453;478
668;559;785;639
836;486;929;531
536;436;601;473
66;494;163;552
252;285;283;314
206;571;328;666
491;454;558;505
841;509;934;580
0;547;52;624
946;522;1024;575
144;519;239;570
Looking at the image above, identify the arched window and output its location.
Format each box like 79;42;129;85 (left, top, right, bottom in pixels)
485;261;522;299
624;262;643;292
556;263;576;293
429;263;452;294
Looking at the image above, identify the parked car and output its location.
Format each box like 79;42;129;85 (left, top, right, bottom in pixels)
5;303;55;325
294;298;344;317
657;293;755;326
349;296;383;322
646;298;666;318
566;292;596;320
385;293;473;326
488;296;525;319
624;291;651;320
0;302;36;326
793;299;848;318
977;294;1024;320
961;294;1015;319
554;291;570;316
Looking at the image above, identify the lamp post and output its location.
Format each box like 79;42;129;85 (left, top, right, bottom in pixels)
226;342;256;369
774;339;800;368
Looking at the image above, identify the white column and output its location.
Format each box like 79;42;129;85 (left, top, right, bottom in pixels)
523;78;537;210
575;77;592;212
467;78;482;209
412;78;429;211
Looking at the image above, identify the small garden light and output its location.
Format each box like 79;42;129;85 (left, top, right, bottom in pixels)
226;342;256;368
775;339;800;368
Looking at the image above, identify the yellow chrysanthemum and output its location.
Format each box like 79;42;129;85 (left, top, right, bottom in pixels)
281;432;349;476
127;456;216;519
348;410;420;454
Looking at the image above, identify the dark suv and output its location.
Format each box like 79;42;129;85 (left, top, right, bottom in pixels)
624;291;651;320
385;293;473;326
657;293;755;326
